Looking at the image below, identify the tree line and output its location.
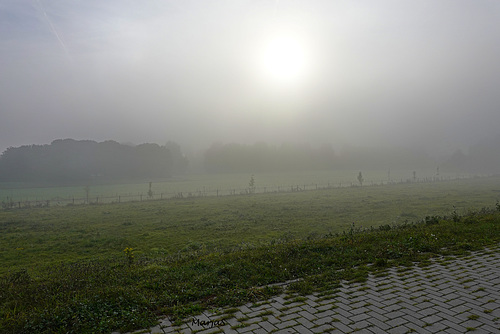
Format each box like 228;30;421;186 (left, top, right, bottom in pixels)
2;135;498;184
202;142;436;173
443;135;500;174
0;139;188;184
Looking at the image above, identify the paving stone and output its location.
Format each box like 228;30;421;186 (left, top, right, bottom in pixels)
366;317;391;331
297;310;316;321
278;313;299;322
290;324;314;333
310;324;334;333
275;319;298;330
387;325;411;334
295;317;315;328
124;245;500;334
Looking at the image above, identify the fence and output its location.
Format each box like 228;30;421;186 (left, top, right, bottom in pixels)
0;174;473;210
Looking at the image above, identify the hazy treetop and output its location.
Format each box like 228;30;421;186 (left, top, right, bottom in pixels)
1;0;499;155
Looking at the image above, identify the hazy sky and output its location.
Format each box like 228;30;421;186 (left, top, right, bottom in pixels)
1;0;499;155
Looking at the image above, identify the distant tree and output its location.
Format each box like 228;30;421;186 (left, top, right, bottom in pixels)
0;139;187;184
413;171;417;182
248;174;256;194
147;182;153;199
84;185;90;204
357;172;364;186
165;141;189;173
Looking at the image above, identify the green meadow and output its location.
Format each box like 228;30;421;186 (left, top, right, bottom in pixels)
2;176;498;275
0;169;465;204
1;175;500;333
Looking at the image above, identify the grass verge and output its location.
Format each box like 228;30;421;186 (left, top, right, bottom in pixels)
1;205;500;333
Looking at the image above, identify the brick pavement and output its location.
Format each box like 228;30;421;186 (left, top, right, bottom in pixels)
122;245;500;333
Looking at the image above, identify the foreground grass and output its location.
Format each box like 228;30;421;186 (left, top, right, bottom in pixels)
2;204;500;333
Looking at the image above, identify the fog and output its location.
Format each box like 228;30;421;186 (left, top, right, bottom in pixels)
1;0;500;158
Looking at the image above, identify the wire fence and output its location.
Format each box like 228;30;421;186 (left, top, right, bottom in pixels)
0;174;475;210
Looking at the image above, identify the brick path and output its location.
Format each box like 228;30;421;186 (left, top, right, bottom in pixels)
122;246;500;333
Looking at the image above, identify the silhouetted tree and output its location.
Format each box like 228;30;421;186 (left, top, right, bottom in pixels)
357;172;364;186
248;174;255;194
148;182;153;199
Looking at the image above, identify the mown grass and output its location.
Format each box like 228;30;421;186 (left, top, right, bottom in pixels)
1;177;500;333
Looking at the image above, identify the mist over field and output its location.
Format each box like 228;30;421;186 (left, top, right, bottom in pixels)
1;1;500;175
3;4;500;333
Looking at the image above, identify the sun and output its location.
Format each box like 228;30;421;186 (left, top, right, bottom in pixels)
257;33;312;88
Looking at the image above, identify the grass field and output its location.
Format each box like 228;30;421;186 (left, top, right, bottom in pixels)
1;176;500;333
0;169;468;204
1;176;499;275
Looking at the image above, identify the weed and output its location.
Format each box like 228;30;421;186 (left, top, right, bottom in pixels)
257;310;274;317
375;258;388;268
123;247;135;266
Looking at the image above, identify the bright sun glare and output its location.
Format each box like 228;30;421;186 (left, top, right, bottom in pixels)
257;34;311;88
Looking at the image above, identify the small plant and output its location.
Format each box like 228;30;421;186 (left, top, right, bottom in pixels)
375;258;388;268
424;216;440;225
452;205;460;222
379;224;391;231
124;247;135;265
